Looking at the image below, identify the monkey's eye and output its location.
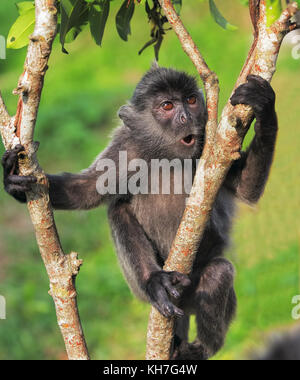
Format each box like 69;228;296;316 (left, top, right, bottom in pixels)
162;102;174;111
187;96;197;105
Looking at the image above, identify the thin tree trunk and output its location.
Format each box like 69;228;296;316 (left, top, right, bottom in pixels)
146;0;299;360
0;0;89;360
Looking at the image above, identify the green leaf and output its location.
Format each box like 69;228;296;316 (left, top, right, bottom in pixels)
7;7;35;49
209;0;238;31
116;0;135;41
60;0;89;53
16;1;35;15
89;0;110;46
265;0;282;27
64;26;81;43
172;0;182;15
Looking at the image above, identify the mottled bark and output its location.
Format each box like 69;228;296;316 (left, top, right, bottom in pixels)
0;0;89;360
146;0;298;360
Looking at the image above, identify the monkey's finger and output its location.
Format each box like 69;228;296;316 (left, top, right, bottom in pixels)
152;285;184;318
152;301;173;318
1;151;10;166
2;145;24;175
161;276;181;299
246;75;273;92
230;90;268;108
152;288;175;317
6;175;37;192
231;80;275;106
153;299;184;319
231;83;258;100
5;183;30;193
14;144;25;152
231;91;273;119
8;175;37;185
156;281;185;317
170;272;191;287
2;151;15;175
172;305;185;318
230;95;256;108
234;84;273;103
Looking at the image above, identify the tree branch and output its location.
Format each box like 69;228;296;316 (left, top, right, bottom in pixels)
0;0;89;360
158;0;219;138
146;0;298;360
0;92;17;148
0;92;10;125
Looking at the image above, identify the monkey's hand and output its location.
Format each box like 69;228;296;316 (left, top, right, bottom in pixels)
2;145;37;203
146;271;191;318
230;75;277;134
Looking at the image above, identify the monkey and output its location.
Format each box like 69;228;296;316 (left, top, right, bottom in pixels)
2;66;278;360
256;328;300;361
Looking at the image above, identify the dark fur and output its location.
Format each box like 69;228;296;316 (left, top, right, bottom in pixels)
257;328;300;361
2;67;278;359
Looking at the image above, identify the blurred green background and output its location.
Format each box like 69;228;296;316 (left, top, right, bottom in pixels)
0;0;299;360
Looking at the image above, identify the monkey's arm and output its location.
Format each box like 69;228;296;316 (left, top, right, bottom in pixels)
2;143;119;210
109;202;191;318
226;75;278;203
46;172;102;210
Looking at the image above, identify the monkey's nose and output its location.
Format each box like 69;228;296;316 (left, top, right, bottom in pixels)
180;114;187;124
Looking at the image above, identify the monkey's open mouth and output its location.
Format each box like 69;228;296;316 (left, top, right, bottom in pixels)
181;135;195;147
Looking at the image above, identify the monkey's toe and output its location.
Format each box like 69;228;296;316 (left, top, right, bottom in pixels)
146;271;187;318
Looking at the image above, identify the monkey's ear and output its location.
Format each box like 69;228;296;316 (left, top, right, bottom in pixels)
118;104;137;128
150;60;159;70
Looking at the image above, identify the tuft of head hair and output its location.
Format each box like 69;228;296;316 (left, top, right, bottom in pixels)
131;66;200;111
151;60;159;70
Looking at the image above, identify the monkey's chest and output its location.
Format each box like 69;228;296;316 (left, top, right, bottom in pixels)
130;187;235;263
130;192;187;259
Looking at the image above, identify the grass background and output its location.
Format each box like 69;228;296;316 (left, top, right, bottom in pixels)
0;0;299;360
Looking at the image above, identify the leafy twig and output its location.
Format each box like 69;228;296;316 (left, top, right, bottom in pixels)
146;0;298;361
0;0;89;360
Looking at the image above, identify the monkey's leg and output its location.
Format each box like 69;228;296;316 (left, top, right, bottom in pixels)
173;257;236;360
109;202;191;317
171;315;190;359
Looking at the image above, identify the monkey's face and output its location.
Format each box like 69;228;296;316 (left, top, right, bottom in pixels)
119;67;207;160
150;91;206;159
